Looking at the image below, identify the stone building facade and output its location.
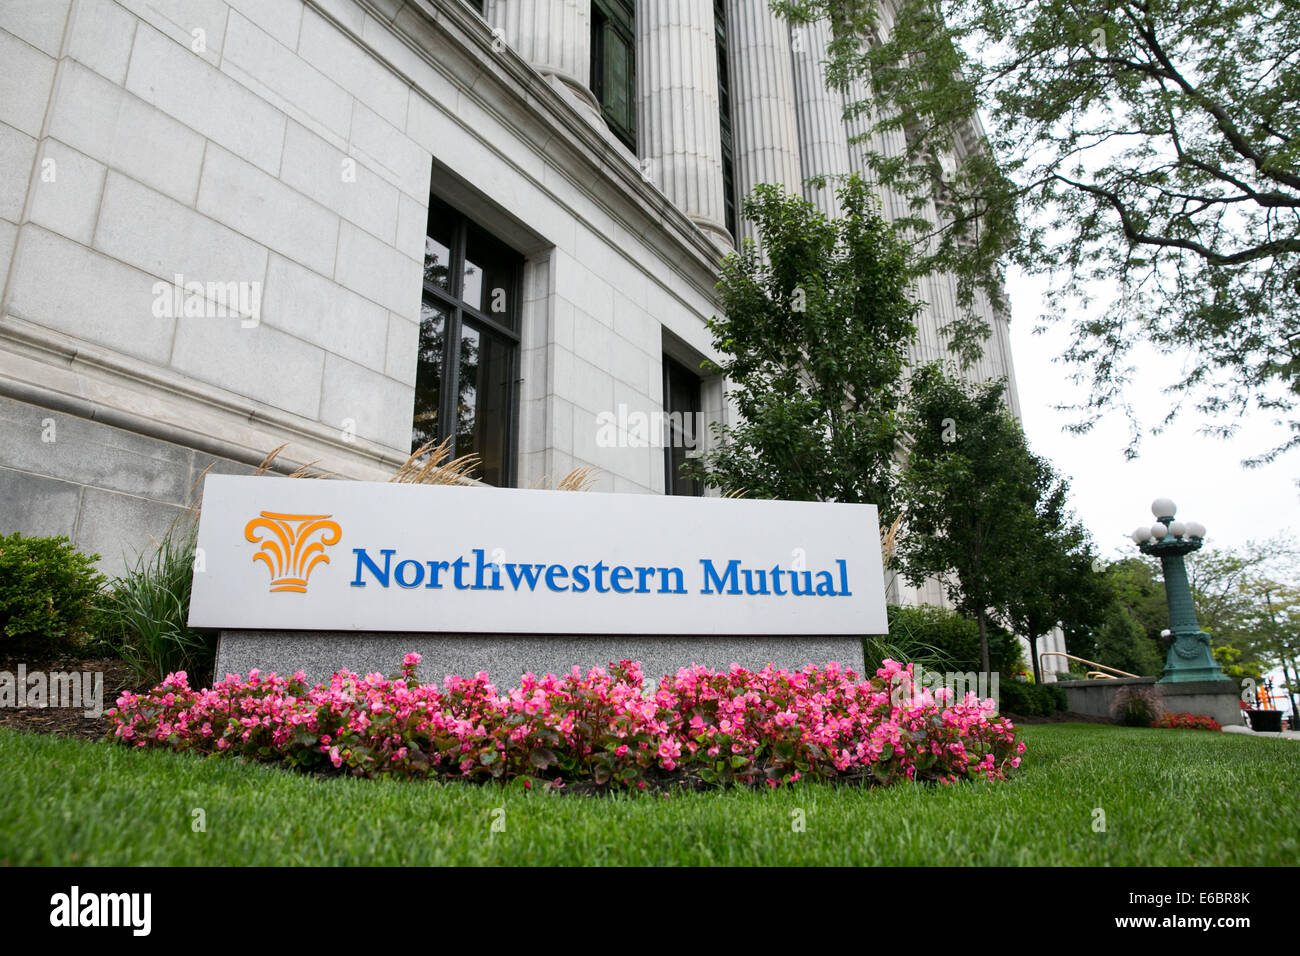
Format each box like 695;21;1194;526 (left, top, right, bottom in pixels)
0;0;1057;674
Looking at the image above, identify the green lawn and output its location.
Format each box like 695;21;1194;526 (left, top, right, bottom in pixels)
0;724;1295;865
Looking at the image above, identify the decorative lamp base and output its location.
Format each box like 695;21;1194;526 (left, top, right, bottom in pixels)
1158;630;1228;684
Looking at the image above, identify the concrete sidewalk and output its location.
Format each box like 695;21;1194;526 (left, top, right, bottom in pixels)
1223;724;1300;740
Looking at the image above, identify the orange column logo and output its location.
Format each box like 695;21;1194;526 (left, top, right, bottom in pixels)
244;512;343;593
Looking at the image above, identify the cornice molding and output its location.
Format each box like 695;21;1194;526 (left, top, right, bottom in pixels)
0;315;404;479
332;0;726;301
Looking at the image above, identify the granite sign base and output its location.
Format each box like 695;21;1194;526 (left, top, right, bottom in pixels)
213;631;868;686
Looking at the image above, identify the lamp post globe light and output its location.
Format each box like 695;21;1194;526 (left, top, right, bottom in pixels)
1131;498;1228;683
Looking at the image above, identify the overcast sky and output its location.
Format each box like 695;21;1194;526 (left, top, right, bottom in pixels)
1003;266;1299;561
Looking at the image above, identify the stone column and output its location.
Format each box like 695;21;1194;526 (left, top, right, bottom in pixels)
726;0;802;243
484;0;600;115
789;18;850;218
637;0;732;252
844;72;949;373
843;76;907;221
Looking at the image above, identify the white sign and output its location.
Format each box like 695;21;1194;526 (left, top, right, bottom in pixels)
188;476;888;636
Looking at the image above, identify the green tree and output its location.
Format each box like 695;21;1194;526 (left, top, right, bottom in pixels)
775;0;1300;460
1189;538;1296;631
896;362;1041;673
1074;539;1299;682
687;175;919;512
1187;538;1297;680
1212;641;1256;684
1003;467;1108;682
1105;558;1168;636
1092;602;1165;677
1068;557;1200;678
1249;582;1300;719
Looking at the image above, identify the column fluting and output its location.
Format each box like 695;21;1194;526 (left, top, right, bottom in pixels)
637;0;732;251
726;0;803;243
485;0;599;114
789;18;851;218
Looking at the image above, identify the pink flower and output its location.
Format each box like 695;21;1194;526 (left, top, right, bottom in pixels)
106;656;1024;790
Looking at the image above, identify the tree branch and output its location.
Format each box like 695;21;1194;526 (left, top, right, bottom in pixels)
1122;5;1300;192
1052;173;1300;264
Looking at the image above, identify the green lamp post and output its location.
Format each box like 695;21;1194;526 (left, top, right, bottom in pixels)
1131;497;1228;683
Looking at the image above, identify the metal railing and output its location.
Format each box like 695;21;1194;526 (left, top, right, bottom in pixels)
1038;652;1141;681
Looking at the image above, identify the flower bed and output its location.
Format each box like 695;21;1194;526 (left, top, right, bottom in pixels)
106;655;1024;791
1152;712;1223;732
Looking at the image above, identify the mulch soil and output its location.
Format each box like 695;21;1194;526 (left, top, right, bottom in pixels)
0;656;146;741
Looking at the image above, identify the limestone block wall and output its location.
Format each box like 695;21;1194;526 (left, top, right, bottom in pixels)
0;394;254;579
0;0;732;574
0;0;1028;641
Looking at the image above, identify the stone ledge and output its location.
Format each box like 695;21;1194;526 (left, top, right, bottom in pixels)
1057;675;1244;727
1055;677;1155;688
1055;678;1237;694
0;316;405;480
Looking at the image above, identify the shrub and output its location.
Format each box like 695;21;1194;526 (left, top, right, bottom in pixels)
0;533;106;659
1152;712;1222;732
96;520;214;686
884;605;1024;676
1112;683;1163;727
107;656;1026;791
999;680;1067;717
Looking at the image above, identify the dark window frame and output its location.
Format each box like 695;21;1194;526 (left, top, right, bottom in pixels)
715;0;739;244
591;0;637;152
663;355;704;497
418;197;523;487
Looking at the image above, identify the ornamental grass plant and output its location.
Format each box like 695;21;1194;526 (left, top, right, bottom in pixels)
96;518;212;686
1112;684;1164;727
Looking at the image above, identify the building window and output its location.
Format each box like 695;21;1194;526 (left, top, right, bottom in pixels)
416;197;522;487
591;0;636;151
715;0;738;243
463;0;485;14
663;356;704;496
